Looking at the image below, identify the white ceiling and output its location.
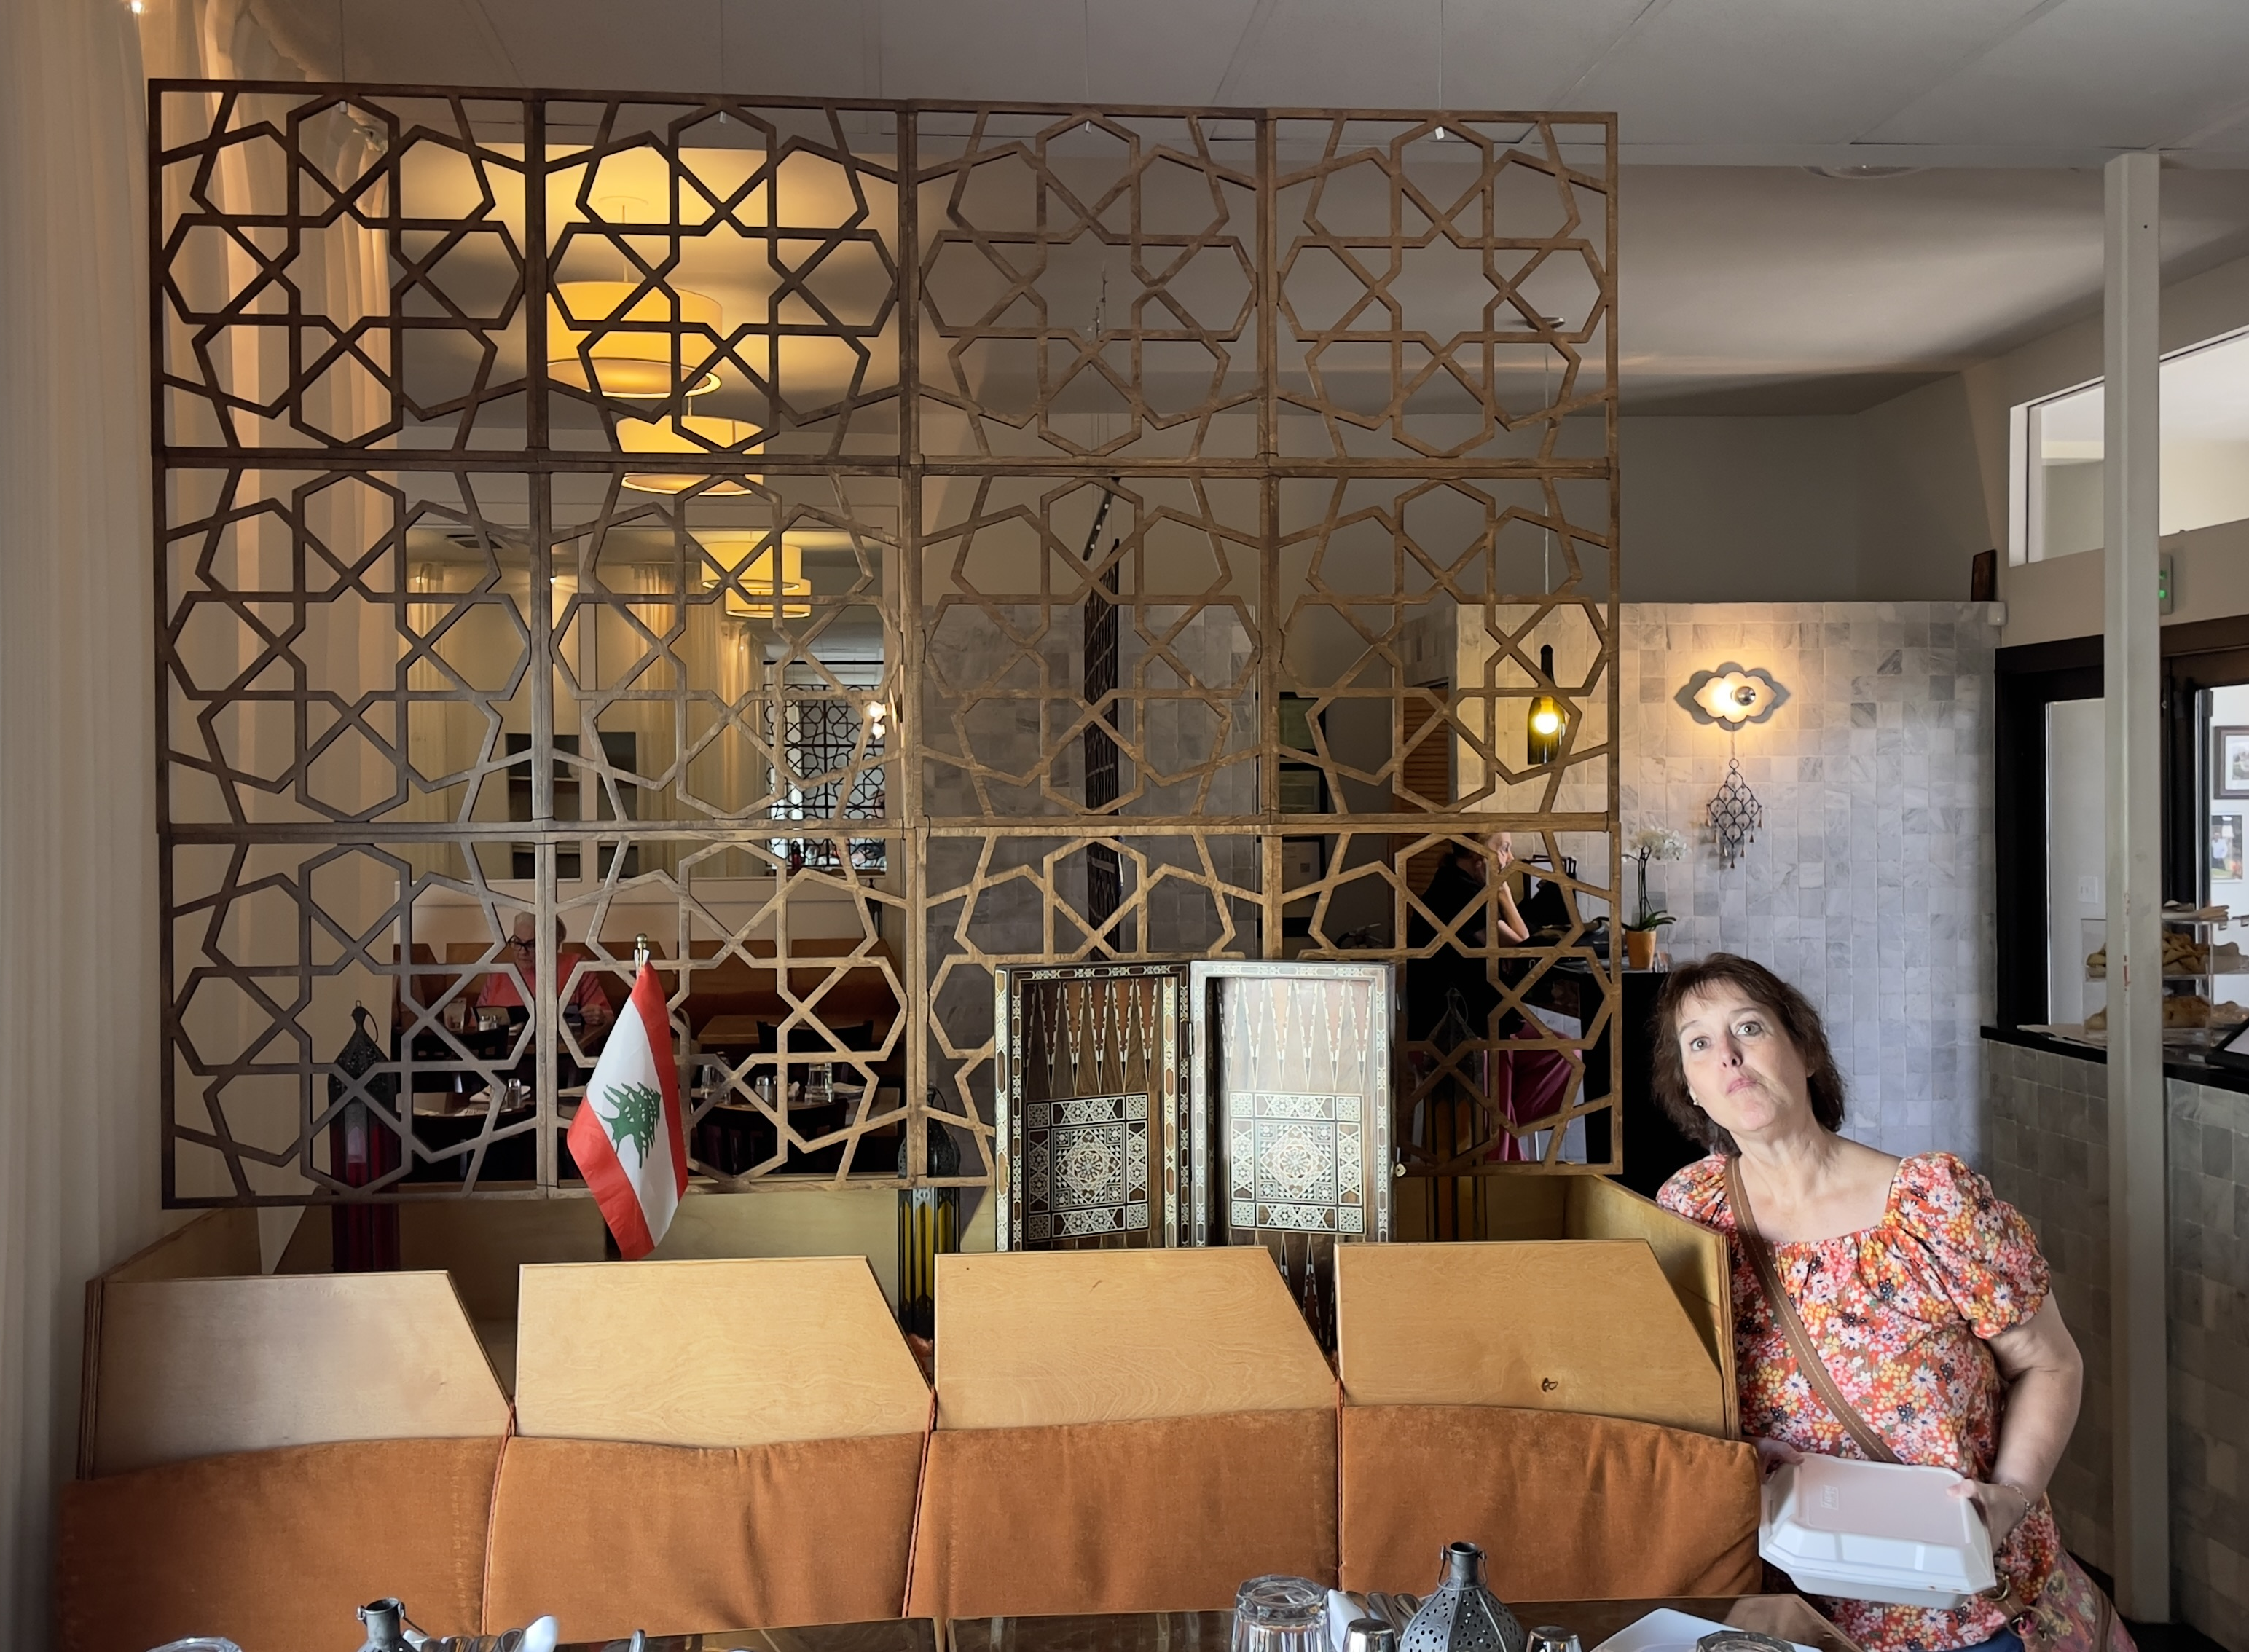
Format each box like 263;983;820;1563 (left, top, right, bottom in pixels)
248;0;2249;412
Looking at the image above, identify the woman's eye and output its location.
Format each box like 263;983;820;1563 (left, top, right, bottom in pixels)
1738;1018;1764;1037
1687;1036;1708;1052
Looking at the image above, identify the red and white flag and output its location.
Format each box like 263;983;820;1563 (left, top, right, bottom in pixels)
566;964;688;1259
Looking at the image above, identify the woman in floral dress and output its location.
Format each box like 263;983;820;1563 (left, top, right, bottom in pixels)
1650;953;2119;1652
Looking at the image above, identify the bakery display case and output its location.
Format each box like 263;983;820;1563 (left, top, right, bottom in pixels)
2062;908;2249;1048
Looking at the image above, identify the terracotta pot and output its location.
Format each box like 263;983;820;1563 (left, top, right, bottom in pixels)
1625;927;1657;970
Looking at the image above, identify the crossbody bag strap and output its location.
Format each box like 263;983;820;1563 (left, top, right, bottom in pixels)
1725;1155;1901;1466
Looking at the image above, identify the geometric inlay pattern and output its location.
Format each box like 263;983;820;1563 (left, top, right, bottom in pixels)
152;83;1618;1208
1022;1093;1152;1242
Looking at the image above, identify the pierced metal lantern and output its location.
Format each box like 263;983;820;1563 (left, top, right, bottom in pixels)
1401;1543;1526;1652
328;1003;400;1271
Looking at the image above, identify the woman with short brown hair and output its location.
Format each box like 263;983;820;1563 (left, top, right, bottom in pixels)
1652;953;2122;1652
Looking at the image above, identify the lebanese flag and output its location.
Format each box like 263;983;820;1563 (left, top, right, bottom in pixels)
567;964;688;1259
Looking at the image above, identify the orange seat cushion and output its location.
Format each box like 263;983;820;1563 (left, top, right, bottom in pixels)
1339;1405;1760;1599
907;1409;1339;1621
483;1432;926;1637
56;1436;503;1652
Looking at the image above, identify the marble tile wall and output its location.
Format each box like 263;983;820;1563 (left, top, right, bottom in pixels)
1985;1037;2249;1652
1618;602;2003;1159
2167;1075;2249;1648
1982;1038;2116;1570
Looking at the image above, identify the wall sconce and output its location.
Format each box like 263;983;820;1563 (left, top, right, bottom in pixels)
1526;644;1565;766
1675;661;1787;868
1674;662;1789;725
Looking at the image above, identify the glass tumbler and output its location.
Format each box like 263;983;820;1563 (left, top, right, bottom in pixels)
1233;1576;1330;1652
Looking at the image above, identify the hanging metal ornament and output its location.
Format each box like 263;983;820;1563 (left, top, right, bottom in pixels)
1707;740;1763;869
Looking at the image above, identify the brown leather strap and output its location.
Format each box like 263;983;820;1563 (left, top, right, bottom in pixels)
1725;1155;1901;1465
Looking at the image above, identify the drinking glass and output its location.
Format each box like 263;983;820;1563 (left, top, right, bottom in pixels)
1528;1628;1583;1652
1233;1576;1329;1652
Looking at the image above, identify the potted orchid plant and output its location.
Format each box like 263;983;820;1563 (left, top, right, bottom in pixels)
1625;824;1686;970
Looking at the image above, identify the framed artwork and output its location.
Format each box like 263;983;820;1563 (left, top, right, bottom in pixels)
2215;726;2249;799
2214;814;2245;884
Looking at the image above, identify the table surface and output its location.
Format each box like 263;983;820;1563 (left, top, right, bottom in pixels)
554;1598;1853;1652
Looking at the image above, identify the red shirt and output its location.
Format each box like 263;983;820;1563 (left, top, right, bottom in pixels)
477;944;611;1015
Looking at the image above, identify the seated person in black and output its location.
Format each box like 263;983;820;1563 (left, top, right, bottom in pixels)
1404;830;1531;1045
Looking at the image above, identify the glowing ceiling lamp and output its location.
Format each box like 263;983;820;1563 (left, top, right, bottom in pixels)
547;280;723;398
617;414;763;495
702;537;812;620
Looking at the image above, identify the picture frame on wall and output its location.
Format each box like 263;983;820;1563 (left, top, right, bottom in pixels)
2214;814;2245;884
2216;726;2249;799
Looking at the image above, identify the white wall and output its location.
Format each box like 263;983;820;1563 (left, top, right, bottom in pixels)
1860;248;2249;645
1618;249;2249;624
1620;417;1863;601
2045;696;2105;1027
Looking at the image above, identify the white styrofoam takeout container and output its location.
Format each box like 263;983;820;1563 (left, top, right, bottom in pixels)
1590;1608;1821;1652
1760;1455;1998;1608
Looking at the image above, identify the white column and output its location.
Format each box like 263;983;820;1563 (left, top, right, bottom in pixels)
2101;149;2170;1622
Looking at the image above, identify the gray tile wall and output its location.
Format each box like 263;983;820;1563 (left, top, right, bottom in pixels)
2169;1075;2249;1648
1982;1038;2116;1571
1985;1037;2249;1652
1620;602;2001;1159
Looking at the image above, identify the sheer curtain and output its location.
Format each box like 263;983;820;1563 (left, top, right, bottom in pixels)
0;0;158;1639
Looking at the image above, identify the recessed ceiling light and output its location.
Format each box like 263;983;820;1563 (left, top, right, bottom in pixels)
1805;165;1924;181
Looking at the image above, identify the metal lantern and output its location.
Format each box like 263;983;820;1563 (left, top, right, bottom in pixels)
1401;1543;1527;1652
328;1003;400;1272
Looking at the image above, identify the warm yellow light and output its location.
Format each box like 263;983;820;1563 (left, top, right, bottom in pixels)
549;280;723;398
1529;707;1562;736
1692;670;1768;725
702;538;812;619
617;414;763;495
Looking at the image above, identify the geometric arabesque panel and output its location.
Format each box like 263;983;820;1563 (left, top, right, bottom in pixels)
154;82;1618;1205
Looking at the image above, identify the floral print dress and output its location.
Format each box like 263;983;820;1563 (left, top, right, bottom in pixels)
1659;1151;2064;1652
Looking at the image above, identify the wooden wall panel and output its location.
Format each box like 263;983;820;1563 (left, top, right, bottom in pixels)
933;1248;1335;1430
1332;1240;1727;1438
514;1256;930;1447
88;1273;509;1476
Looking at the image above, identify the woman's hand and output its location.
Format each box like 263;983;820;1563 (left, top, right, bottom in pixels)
1950;1476;2035;1543
1753;1436;1802;1479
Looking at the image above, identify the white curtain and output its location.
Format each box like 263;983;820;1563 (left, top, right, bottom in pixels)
0;0;163;1640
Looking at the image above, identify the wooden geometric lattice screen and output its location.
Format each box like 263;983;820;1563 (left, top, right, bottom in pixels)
152;83;1619;1208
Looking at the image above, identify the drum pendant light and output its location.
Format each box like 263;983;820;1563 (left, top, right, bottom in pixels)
548;280;724;398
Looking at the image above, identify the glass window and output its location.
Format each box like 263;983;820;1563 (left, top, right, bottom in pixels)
2014;328;2249;563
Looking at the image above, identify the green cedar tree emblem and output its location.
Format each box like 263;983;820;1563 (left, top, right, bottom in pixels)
595;1079;662;1168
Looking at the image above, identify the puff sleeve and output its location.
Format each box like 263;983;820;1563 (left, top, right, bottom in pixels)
1890;1151;2051;1337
